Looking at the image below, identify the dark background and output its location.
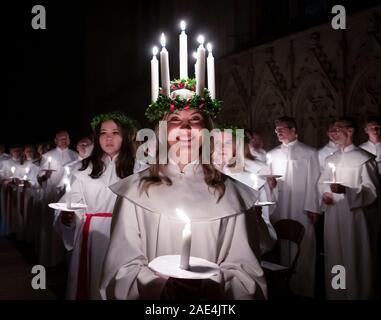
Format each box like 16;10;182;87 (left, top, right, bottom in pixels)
3;0;380;149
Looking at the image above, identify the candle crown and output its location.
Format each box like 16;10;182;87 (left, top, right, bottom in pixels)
147;22;221;123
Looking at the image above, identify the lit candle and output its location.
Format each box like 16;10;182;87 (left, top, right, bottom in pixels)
160;33;170;97
193;51;198;79
176;208;191;270
196;35;206;96
179;21;188;80
328;162;336;183
65;181;72;210
11;166;16;177
266;154;273;175
151;46;159;102
47;156;52;170
206;43;215;99
251;173;259;190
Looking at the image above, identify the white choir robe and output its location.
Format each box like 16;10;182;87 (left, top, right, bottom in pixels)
100;163;267;300
267;140;321;298
54;155;120;300
318;141;339;173
359;140;381;175
221;159;277;255
318;145;380;299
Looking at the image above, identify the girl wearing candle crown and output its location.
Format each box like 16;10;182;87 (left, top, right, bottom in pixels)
54;111;139;300
100;80;267;299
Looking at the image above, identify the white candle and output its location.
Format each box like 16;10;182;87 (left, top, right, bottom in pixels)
176;209;191;270
206;43;215;99
47;156;52;170
11;166;16;177
251;173;258;190
193;51;198;79
151;46;159;102
65;180;72;210
328;162;336;183
196;35;206;96
266;154;273;175
160;33;170;97
179;21;188;80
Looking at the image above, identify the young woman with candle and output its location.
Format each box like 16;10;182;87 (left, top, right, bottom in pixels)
54;112;137;300
100;86;267;300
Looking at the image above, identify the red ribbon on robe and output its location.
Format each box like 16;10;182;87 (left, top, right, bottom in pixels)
76;213;112;300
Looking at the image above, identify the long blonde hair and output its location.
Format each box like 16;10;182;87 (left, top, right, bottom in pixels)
139;112;226;202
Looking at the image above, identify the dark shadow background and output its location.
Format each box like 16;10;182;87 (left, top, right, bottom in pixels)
3;0;380;148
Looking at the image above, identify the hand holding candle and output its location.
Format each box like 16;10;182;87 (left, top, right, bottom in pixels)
64;178;72;210
176;208;191;270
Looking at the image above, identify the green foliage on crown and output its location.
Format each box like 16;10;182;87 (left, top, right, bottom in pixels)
90;112;138;130
145;78;222;123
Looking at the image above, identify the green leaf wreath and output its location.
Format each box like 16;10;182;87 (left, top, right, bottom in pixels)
90;112;138;130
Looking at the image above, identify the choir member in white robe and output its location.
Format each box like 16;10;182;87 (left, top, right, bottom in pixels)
267;116;321;298
318;123;339;172
100;107;267;300
359;116;381;175
213;129;277;255
318;117;380;299
54;114;136;300
37;131;78;267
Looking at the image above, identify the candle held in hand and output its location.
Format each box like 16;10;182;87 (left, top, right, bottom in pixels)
266;154;273;175
176;208;191;270
47;156;52;170
64;179;72;210
328;162;336;183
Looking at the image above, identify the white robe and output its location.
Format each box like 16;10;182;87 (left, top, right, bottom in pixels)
359;140;381;175
221;159;277;254
100;163;267;300
318;141;339;173
267;140;321;298
318;145;379;299
54;155;120;300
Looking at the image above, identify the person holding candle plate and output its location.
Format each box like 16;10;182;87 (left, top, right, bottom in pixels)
53;112;138;300
318;117;380;299
100;28;266;300
267;116;321;298
212;127;277;256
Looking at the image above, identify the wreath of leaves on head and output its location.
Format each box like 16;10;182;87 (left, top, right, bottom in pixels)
145;78;222;123
90;112;137;130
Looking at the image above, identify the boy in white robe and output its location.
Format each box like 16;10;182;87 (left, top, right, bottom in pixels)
359;116;381;175
267;116;321;298
319;117;380;299
318;123;339;173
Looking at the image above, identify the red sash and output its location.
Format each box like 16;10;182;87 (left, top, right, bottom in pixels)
76;213;112;300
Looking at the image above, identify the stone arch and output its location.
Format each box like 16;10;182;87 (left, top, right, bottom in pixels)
292;72;341;148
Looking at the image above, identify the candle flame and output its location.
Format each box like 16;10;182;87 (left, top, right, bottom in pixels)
160;33;166;47
180;20;186;31
23;175;28;180
11;166;15;174
207;43;212;52
152;46;158;56
328;162;336;171
25;167;30;174
197;35;205;45
176;208;190;224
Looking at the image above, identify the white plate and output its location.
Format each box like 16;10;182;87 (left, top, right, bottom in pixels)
48;202;87;211
255;201;276;207
148;255;220;280
320;181;344;184
257;174;282;179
